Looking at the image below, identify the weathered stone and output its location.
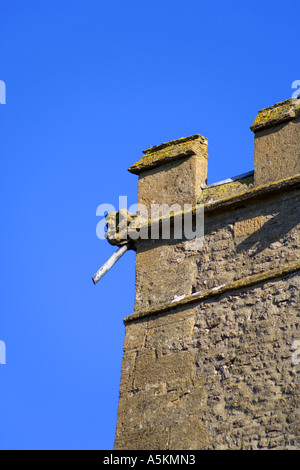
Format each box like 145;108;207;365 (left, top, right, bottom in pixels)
108;101;300;450
250;98;300;132
131;187;300;312
134;349;195;390
251;99;300;186
168;416;209;450
128;135;208;210
128;134;208;175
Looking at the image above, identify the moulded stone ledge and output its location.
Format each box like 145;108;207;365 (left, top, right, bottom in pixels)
105;173;300;247
124;261;300;324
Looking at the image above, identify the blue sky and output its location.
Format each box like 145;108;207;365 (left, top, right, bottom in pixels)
0;0;299;450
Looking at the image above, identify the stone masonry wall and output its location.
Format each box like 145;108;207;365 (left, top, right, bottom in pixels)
114;271;300;450
112;101;300;449
114;185;300;450
134;188;300;312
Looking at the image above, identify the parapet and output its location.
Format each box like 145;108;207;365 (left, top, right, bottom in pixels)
111;97;300;450
125;97;300;211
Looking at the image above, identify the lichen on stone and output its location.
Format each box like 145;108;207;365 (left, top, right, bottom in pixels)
128;134;208;175
198;175;254;204
250;97;300;132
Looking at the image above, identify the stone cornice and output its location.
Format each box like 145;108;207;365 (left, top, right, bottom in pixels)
106;173;300;246
203;172;300;215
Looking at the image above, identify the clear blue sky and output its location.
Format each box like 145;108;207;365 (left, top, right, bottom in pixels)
0;0;299;450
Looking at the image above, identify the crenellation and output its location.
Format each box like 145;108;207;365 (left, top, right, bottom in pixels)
107;97;300;450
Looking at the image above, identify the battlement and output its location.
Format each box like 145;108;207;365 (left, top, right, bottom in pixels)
111;97;300;450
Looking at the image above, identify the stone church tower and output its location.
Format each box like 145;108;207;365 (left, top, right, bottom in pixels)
106;97;300;450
